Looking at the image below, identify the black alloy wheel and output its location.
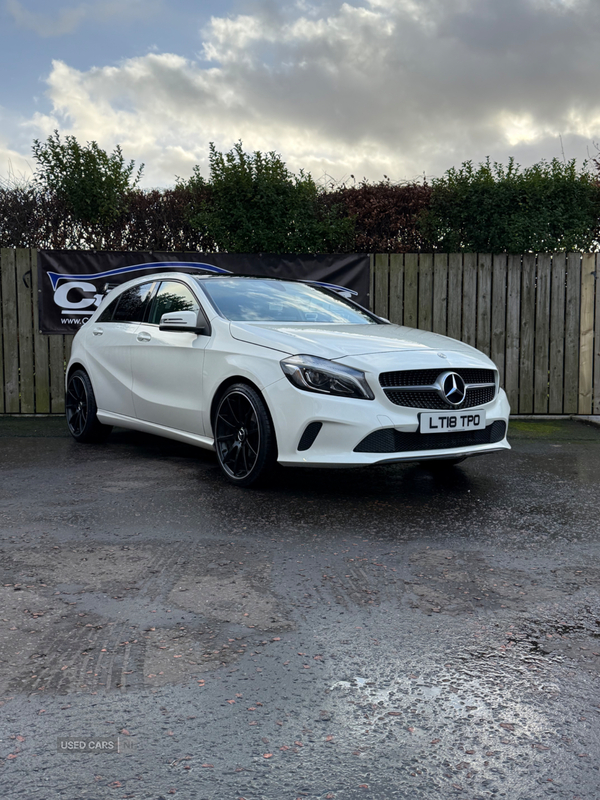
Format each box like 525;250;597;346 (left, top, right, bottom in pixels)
65;369;112;443
214;383;276;487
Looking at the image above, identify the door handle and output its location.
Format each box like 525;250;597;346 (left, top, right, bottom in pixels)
92;327;103;336
137;331;152;342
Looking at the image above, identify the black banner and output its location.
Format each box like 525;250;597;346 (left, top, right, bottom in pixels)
38;251;370;334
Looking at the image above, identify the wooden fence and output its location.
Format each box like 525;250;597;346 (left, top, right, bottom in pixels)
0;249;72;414
371;252;599;415
0;248;598;415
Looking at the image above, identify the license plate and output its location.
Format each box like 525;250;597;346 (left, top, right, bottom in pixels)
420;410;486;433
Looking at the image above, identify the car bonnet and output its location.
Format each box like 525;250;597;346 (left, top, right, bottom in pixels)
229;321;484;360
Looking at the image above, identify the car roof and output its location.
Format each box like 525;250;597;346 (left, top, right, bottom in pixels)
190;273;308;283
101;272;318;303
124;271;301;283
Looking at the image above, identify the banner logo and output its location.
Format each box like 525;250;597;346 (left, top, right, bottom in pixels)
38;252;370;334
48;262;231;322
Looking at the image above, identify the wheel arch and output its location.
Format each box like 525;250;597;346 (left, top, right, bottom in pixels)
210;376;278;456
66;361;88;384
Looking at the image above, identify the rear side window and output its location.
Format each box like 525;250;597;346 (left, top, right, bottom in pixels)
97;296;120;323
99;282;154;323
148;281;200;324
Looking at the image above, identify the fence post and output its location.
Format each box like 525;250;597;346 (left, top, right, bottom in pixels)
447;253;463;341
491;253;507;389
505;255;521;412
518;254;536;414
534;254;551;414
373;254;390;318
549;253;566;413
15;249;35;412
563;253;582;414
404;254;418;328
476;254;492;356
578;253;595;415
31;250;51;413
1;249;19;412
389;253;404;325
418;253;433;331
462;253;477;347
432;253;448;335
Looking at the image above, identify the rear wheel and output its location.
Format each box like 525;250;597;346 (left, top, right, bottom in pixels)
65;369;112;443
214;383;276;487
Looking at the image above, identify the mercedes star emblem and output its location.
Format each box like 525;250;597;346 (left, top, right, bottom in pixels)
435;371;467;407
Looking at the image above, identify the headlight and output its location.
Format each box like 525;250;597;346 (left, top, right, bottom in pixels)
280;355;374;400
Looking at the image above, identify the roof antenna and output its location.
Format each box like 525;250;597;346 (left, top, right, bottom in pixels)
559;134;566;164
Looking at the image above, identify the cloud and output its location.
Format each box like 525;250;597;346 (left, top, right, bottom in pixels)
17;0;600;186
0;143;33;184
0;106;35;183
5;0;159;37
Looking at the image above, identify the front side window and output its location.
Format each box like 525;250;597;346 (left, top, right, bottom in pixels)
148;281;200;324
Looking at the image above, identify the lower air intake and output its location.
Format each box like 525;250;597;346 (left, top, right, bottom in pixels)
354;421;507;453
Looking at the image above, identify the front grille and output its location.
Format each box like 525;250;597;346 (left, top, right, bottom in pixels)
384;385;496;410
379;367;496;410
354;421;507;453
379;368;495;388
465;386;496;407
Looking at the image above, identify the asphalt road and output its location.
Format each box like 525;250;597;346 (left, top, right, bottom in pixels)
1;417;600;800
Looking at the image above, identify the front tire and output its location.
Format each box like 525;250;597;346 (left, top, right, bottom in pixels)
65;369;112;443
214;383;276;487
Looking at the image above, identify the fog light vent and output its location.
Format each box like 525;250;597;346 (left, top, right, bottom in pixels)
298;422;323;451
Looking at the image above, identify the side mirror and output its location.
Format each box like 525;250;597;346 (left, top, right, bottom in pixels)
159;310;206;334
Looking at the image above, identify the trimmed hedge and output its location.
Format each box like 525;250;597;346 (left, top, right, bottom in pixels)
2;153;599;253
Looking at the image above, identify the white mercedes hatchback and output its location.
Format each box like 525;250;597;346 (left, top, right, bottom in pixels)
65;271;510;486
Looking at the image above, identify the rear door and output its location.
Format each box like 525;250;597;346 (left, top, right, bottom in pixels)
131;280;210;434
83;282;155;417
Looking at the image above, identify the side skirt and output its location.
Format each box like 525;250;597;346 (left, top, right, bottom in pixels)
96;410;215;451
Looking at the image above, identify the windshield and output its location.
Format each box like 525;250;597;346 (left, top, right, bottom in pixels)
196;278;378;324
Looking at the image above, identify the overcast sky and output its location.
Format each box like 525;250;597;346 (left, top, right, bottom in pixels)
1;0;599;188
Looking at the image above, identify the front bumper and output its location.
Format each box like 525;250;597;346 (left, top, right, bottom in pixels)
263;377;511;468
